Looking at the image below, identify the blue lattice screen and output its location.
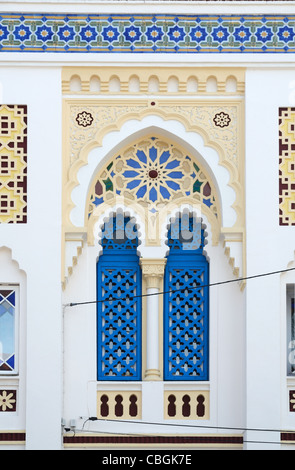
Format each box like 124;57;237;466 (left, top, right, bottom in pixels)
164;215;209;381
97;215;142;381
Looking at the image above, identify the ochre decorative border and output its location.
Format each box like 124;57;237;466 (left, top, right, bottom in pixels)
62;66;245;95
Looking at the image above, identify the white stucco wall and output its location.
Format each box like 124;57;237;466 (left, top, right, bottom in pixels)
0;0;295;451
245;68;295;449
0;66;63;449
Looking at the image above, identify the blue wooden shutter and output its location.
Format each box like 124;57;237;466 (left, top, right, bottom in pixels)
97;215;142;381
164;215;209;381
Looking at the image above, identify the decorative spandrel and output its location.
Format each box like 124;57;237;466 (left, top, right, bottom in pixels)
89;137;218;219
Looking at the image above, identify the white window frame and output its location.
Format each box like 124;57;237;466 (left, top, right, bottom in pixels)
287;284;295;377
0;284;19;376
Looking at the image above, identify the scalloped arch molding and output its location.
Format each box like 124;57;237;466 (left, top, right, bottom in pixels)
63;101;245;288
70;115;236;231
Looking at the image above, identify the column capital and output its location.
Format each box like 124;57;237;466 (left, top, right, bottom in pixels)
140;258;166;289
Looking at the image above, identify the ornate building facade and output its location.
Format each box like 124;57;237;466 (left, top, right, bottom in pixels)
0;0;295;450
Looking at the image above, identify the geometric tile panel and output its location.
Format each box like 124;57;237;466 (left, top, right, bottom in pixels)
0;390;16;412
279;108;295;225
1;14;295;53
0;105;27;223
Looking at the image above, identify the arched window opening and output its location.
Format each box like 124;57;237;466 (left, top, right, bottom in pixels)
97;213;142;381
164;213;209;381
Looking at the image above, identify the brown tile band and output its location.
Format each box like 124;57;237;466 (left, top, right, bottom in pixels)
281;433;295;442
64;435;243;445
0;432;26;442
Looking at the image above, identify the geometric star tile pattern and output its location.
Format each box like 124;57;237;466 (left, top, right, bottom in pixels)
88;136;219;220
0;105;27;223
1;14;295;53
279;108;295;225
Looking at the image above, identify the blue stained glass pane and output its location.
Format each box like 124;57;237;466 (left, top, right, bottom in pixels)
7;355;15;369
167;171;183;179
127;179;141;190
136;185;147;198
123;170;139;178
126;158;142;169
149;146;157;162
136;149;147;164
165;160;180;170
160;185;171;199
149;186;158;202
166;180;180;191
93;196;104;206
0;295;15;359
203;198;213;208
159;150;171;165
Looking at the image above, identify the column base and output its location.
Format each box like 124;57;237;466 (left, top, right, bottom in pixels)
144;369;161;380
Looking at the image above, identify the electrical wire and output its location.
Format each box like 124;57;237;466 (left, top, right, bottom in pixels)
66;418;295;446
80;416;294;435
64;266;295;446
65;266;295;307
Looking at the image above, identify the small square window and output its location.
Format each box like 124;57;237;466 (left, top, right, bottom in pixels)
0;286;19;375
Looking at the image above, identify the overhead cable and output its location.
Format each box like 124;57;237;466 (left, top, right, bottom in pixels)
66;266;295;308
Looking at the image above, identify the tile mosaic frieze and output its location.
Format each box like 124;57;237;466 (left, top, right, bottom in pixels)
1;14;295;53
0;105;27;224
279;107;295;225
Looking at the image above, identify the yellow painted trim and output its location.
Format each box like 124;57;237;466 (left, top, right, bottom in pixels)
97;390;142;420
164;390;210;420
62;66;245;96
62;81;245;284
